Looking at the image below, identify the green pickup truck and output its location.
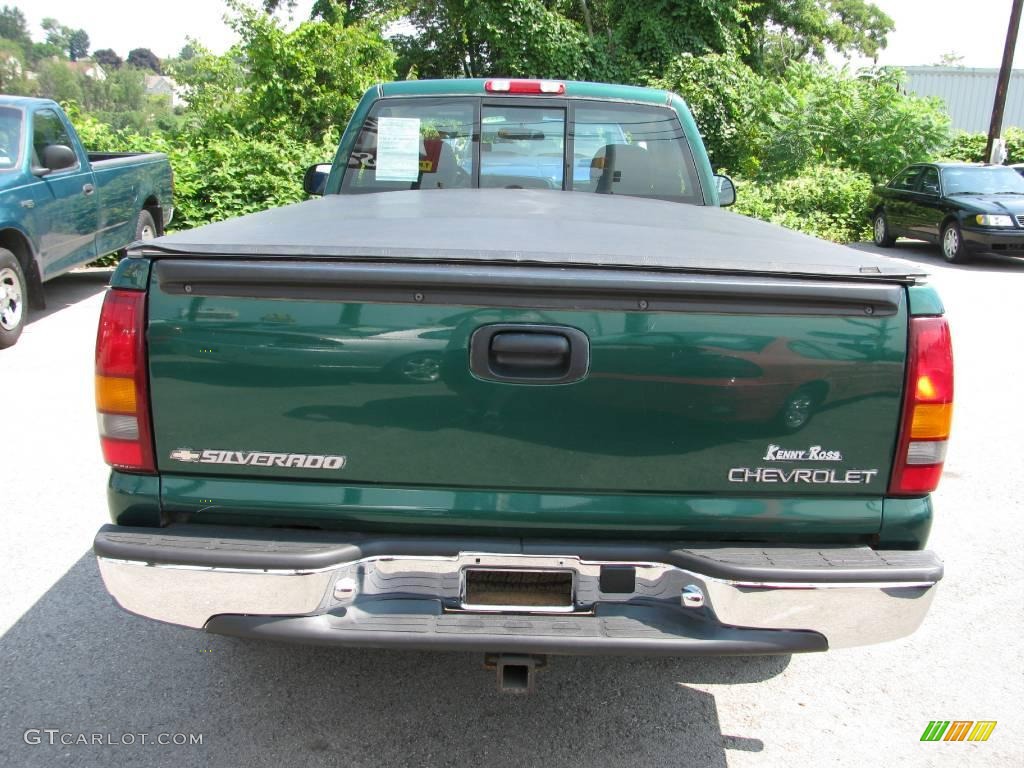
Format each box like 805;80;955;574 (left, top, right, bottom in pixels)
92;79;951;693
0;97;173;348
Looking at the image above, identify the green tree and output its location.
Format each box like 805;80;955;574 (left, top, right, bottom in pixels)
30;41;64;63
68;29;89;61
127;47;161;73
390;1;596;80
602;0;743;72
42;18;71;54
655;57;949;182
39;18;91;61
175;4;395;141
0;5;31;51
0;38;31;93
651;53;764;171
35;59;83;103
376;0;895;81
261;0;399;25
741;1;893;73
93;48;123;70
167;43;247;134
754;65;948;181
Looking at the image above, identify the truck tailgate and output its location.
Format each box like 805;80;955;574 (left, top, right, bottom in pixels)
146;259;906;506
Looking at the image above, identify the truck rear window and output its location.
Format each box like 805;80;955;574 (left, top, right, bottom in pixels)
341;97;703;204
344;99;475;193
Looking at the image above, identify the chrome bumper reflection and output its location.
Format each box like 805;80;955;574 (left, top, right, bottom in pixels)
96;551;938;649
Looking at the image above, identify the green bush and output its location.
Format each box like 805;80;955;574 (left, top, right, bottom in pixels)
941;127;1024;164
654;60;950;183
734;166;874;243
69;106;338;237
650;53;763;173
171;5;395;144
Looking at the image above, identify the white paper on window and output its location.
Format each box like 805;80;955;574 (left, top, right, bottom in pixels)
375;117;421;181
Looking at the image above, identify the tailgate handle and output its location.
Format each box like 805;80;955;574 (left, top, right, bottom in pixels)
471;324;590;384
491;333;568;369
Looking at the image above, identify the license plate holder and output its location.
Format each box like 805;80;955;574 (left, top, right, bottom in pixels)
461;568;575;612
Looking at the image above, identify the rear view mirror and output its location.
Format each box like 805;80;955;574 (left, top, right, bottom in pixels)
41;144;77;172
497;128;545;141
714;174;736;207
303;163;332;196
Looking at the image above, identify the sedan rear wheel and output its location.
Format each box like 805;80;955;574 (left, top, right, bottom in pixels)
872;211;896;247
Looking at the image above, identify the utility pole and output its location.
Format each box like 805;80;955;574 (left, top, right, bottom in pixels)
986;0;1024;163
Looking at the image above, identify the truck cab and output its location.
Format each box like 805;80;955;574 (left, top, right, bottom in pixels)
304;78;735;206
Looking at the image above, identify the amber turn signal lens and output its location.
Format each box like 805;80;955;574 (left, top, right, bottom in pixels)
96;374;137;414
910;402;953;440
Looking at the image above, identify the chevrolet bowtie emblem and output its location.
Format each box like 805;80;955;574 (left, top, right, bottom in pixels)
169;449;202;462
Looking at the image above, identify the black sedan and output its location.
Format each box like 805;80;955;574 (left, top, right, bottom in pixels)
868;163;1024;263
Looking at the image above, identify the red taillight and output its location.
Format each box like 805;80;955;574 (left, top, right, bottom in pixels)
95;289;155;473
889;316;954;495
484;79;565;95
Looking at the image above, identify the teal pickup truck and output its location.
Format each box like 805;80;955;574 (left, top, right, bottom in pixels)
92;80;951;693
0;96;173;348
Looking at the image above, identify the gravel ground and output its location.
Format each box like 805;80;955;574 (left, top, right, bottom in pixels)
1;245;1021;767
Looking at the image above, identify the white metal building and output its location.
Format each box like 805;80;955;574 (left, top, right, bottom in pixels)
899;66;1024;133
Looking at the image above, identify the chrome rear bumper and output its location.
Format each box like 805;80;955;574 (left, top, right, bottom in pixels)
95;525;941;653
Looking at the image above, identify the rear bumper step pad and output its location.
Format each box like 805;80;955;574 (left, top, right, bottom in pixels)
206;601;827;656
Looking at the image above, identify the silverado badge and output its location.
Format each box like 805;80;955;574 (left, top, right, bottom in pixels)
169;449;346;470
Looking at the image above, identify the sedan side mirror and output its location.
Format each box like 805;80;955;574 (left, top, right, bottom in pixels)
304;163;332;196
41;144;78;172
714;174;737;207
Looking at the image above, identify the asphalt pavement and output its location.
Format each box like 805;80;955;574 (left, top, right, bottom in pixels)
1;244;1022;767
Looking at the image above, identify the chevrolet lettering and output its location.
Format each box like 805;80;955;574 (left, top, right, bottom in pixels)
728;468;880;484
91;78;952;693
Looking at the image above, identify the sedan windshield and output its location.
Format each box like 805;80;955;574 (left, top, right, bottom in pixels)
942;166;1024;195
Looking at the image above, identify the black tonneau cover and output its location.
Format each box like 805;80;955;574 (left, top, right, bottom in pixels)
139;189;925;283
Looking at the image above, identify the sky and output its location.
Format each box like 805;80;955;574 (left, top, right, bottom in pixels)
11;0;1024;68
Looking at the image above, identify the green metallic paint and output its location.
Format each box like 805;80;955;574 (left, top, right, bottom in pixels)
161;475;881;541
381;79;671;103
665;91;717;205
108;470;161;526
145;282;908;535
131;80;928;543
110;256;151;290
879;496;933;549
907;284;945;316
